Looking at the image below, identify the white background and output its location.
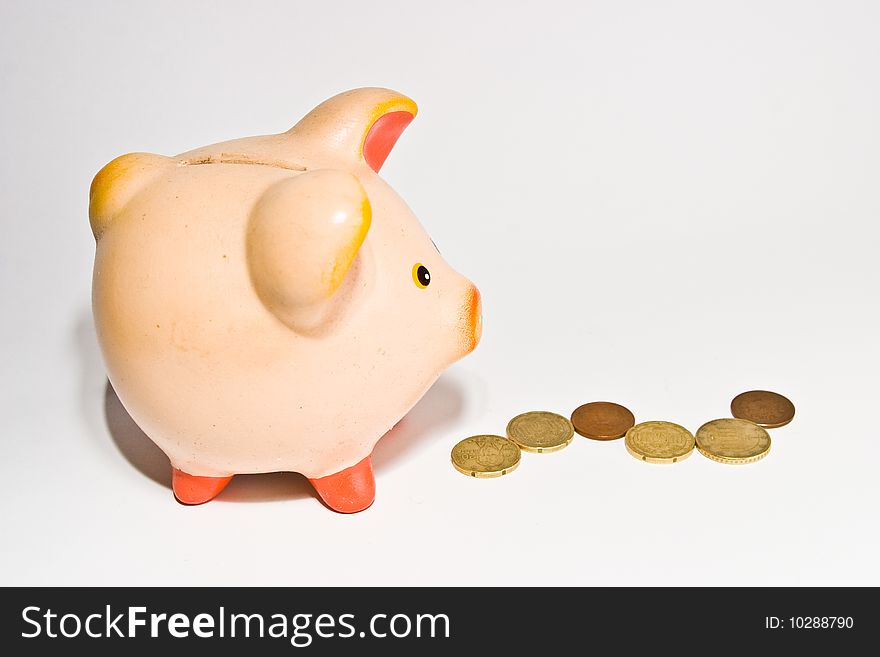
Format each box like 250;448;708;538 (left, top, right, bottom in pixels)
1;0;878;585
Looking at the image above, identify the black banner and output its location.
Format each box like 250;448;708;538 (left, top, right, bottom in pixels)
0;587;870;653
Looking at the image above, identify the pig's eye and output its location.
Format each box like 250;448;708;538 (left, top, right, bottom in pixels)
412;263;431;288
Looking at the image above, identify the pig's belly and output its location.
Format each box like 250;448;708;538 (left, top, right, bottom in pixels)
103;345;421;479
94;284;428;479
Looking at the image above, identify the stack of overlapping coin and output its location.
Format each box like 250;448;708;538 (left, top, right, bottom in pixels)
450;411;574;477
690;389;794;465
450;389;794;476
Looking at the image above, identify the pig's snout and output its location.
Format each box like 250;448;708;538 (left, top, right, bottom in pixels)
441;280;482;361
465;284;482;353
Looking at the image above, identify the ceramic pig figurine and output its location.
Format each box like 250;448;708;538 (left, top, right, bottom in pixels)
89;88;482;513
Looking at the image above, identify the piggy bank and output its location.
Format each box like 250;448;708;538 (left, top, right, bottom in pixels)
89;88;482;513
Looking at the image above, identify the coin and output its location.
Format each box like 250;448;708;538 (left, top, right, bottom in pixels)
730;390;795;428
571;401;635;440
696;418;771;464
451;435;521;478
506;411;574;453
625;421;695;464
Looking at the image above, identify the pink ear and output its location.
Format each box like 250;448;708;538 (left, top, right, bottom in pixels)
362;111;414;172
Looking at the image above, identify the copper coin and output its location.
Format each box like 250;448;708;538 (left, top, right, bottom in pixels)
730;390;795;428
571;401;635;440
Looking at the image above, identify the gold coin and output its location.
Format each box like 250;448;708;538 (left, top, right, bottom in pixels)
695;418;771;464
451;435;521;478
506;411;574;453
625;421;695;464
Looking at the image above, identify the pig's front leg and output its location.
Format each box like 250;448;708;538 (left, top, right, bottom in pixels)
308;455;376;513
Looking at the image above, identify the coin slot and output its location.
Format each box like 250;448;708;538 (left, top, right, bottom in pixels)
672;457;677;463
177;153;307;171
642;456;646;461
501;469;506;475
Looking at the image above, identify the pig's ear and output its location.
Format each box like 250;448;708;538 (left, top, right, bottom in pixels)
89;152;173;239
287;88;417;173
247;170;371;332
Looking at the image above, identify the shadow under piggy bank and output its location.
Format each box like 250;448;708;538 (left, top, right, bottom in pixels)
104;375;465;505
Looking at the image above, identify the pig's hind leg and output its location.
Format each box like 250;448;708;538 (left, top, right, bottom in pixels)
172;468;233;505
308;455;376;513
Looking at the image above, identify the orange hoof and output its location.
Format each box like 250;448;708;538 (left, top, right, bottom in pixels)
309;456;376;513
172;468;233;505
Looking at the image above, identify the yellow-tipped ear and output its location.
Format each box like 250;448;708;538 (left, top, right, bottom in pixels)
287;88;417;172
89;152;171;239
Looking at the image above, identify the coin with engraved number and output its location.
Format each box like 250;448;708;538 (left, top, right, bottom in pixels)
571;401;635;440
506;411;574;453
451;435;521;478
730;390;795;428
696;418;771;464
625;421;695;464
